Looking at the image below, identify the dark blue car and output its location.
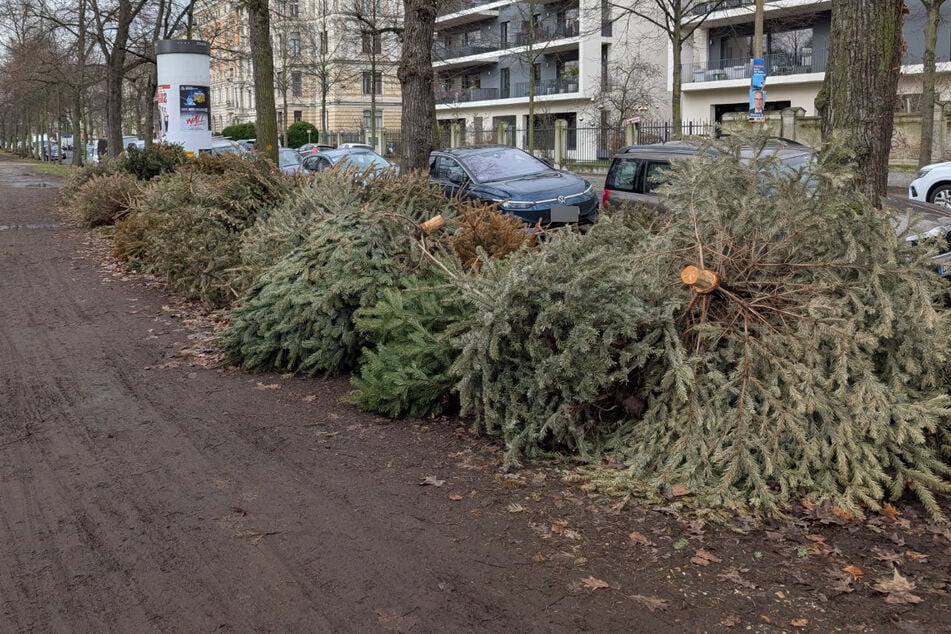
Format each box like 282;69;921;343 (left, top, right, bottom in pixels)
429;145;599;226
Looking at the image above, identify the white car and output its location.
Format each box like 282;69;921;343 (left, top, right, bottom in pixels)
909;160;951;208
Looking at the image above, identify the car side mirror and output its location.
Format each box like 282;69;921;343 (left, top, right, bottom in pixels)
448;172;466;185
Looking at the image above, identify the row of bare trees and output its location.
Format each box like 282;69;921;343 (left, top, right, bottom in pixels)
1;0;946;193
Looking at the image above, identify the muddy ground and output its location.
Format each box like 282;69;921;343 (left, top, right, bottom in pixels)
0;153;949;633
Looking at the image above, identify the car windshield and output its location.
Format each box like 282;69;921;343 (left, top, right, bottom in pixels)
461;148;550;183
338;152;390;171
279;150;299;167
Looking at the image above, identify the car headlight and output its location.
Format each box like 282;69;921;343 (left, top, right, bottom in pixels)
913;167;932;181
501;200;534;210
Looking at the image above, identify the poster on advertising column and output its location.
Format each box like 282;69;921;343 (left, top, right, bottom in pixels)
179;85;210;131
157;84;171;141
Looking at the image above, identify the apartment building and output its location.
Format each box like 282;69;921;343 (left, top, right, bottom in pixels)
197;0;402;136
678;0;951;122
433;0;670;142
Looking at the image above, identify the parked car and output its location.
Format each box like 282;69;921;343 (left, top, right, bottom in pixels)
301;147;397;176
208;137;248;156
429;145;599;226
278;148;304;174
338;142;373;151
297;142;335;156
602;141;951;274
909;160;951;208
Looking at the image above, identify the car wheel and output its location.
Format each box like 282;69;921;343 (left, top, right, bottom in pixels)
928;183;951;208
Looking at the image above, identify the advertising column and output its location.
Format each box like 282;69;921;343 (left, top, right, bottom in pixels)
155;39;212;155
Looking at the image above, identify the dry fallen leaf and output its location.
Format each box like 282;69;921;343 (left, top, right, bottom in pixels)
255;382;280;390
419;476;445;487
873;569;923;605
448;494;463;501
581;576;610;591
881;503;900;521
507;503;526;513
551;520;569;535
690;549;721;566
629;531;653;546
720;614;741;627
790;618;809;628
842;565;865;581
905;550;928;562
302;395;316;402
670;484;691;497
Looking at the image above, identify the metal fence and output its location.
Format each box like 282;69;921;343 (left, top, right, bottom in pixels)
324;120;716;167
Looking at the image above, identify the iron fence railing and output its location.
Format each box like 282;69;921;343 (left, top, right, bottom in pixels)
317;120;716;167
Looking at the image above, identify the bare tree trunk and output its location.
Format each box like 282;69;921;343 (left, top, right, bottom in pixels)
398;0;438;171
670;17;683;140
918;0;945;168
817;0;904;206
248;0;279;162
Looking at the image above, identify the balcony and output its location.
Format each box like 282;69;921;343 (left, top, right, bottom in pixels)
513;77;580;98
682;48;828;83
436;87;500;105
434;22;581;66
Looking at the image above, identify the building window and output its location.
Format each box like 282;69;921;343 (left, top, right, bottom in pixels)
290;32;300;56
362;71;382;95
292;71;302;97
288;0;299;18
294;110;303;122
320;30;328;54
362;31;382;55
363;109;383;129
532;63;541;83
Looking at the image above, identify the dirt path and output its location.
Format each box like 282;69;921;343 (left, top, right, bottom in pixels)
1;154;949;633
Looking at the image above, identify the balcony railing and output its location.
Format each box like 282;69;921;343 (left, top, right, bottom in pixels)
436;87;500;104
688;0;784;16
682;48;828;83
512;77;580;98
434;22;581;62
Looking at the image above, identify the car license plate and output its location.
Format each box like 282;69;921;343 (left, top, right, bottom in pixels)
550;205;579;223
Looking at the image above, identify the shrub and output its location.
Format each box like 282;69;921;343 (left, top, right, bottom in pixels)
72;172;141;228
119;155;290;307
59;156;124;208
455;135;951;519
221;205;423;377
221;122;255;140
449;200;537;271
286;121;319;148
121;143;186;180
240;169;364;274
350;273;473;418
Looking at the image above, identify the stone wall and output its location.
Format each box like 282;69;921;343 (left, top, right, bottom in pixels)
720;105;951;165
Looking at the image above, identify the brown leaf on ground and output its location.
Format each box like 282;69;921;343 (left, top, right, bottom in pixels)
873;569;923;605
496;473;527;489
581;576;610;591
629;531;653;546
448;494;463;501
629;594;669;611
843;565;865;581
690;549;721;566
255;382;280;390
881;503;900;521
826;567;856;594
302;395;316;402
905;550;928;562
670;484;690;497
873;548;903;564
790;618;809;627
551;520;569;535
718;567;757;590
